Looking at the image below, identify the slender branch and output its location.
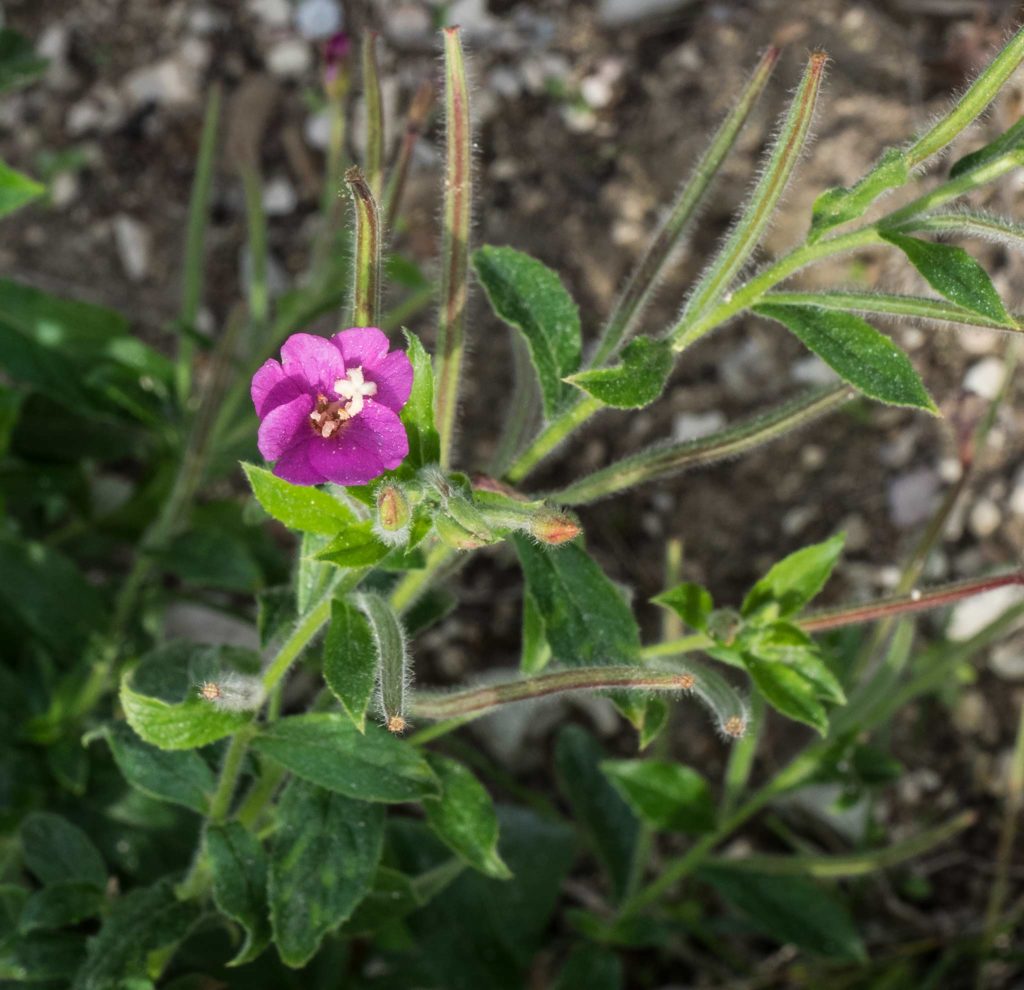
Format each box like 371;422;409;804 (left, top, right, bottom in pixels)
361;32;384;202
208;727;255;824
434;26;472;469
346;165;382;327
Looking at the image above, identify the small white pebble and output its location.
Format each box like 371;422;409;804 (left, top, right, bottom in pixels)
963;357;1005;400
968;498;1001;539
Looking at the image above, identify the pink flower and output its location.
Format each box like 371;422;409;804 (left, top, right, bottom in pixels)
251;328;413;486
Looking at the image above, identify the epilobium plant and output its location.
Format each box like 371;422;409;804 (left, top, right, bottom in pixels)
2;19;1024;988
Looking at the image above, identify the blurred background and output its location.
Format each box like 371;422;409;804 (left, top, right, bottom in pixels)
2;0;1024;972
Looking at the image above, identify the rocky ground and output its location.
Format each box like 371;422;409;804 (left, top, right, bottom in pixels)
3;0;1024;971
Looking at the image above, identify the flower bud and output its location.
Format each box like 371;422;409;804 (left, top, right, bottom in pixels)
434;513;489;551
376;481;411;532
323;31;351;100
529;508;581;546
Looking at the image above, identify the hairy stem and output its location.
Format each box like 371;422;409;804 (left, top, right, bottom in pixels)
382;79;435;233
361;32;384;202
346;165;382;327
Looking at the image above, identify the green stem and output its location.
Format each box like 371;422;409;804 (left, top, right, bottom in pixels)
240;165;269;333
346;165;382;327
389;541;459;614
504;396;602;484
382;79;435;234
361;33;384;202
434;27;472;469
208;727;254;824
261;592;334;694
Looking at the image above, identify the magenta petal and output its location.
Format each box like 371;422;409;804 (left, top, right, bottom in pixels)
308;403;409;485
251;358;304;417
365;349;413;412
280;333;346;394
332;327;389;370
273;440;326;486
257;392;314;461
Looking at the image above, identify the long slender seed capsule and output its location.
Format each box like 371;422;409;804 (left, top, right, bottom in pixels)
551;384;853;505
361;32;385;202
382;79;436;233
593;47;780;367
907;24;1024;167
346;165;382;328
434;26;472;469
675;51;828;341
358;592;410;733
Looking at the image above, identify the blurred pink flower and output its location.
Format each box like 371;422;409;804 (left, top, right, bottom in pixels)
251;328;412;486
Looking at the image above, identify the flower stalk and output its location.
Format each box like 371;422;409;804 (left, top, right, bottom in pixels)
382;78;436;233
361;32;384;202
346;166;382;328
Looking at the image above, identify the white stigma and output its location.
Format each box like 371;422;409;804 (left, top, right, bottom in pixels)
333;365;378;417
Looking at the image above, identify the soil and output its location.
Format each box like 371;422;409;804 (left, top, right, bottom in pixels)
3;0;1024;982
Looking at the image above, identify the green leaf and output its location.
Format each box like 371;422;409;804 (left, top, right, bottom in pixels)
119;642;257;750
652;581;713;632
96;721;214;813
553;944;623;990
742;533;845;620
251;713;439;802
555;726;639;903
743;622;846;705
700;867;866;961
880;231;1012;324
0;160;44;218
71;878;199;990
473;245;582;417
745;656;829;735
0;384;22;457
5;931;86;983
565;337;673;409
512;537;645;725
18;884;104;934
314;519;390;567
400;329;441;466
269;779;384;967
161;526;263;593
323;597;377;731
242;463;357;534
423;754;512;880
809;147;908;240
205;822;270;966
950;115;1024;178
0;29;48;93
520;591;551;674
600;759;716;834
754;303;937;413
343;866;430;936
19;813;106;889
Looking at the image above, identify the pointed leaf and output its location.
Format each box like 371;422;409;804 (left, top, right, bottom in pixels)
0;29;48;93
19;814;106;889
566;337;673;409
742;533;845;620
269;779;384;967
251;713;439;802
97;721;214;812
473;245;582;417
600;759;716;834
520;590;551;674
880;231;1013;324
754;303;937;413
950;115;1024;178
424;754;512;879
745;656;829;734
400;329;441;467
313;519;391;566
205;822;270;966
18;884;104;934
323;597;378;730
809;147;908;240
652;581;713;632
242;463;357;534
743;623;846;705
0;160;44;218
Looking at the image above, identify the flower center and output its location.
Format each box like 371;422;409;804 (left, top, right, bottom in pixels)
333;365;377;417
308;394;350;438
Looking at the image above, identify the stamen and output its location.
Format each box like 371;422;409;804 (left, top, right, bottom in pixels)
333;365;378;417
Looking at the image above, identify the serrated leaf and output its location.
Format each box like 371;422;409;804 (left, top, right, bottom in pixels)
473;245;582;417
742;533;845;620
251;713;439;802
205;823;270;966
19;813;106;889
18;884;104;934
323;598;377;730
423;754;512;879
808;147;908;240
313;519;390;566
652;581;713;632
555;726;639;903
512;536;646;726
97;721;214;812
242;463;357;534
0;29;48;93
269;779;383;967
754;303;937;413
600;759;716;834
566;337;673;409
880;231;1012;324
71;878;199;990
400;329;440;467
700;867;865;960
950;115;1024;178
0;160;44;218
745;656;829;734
